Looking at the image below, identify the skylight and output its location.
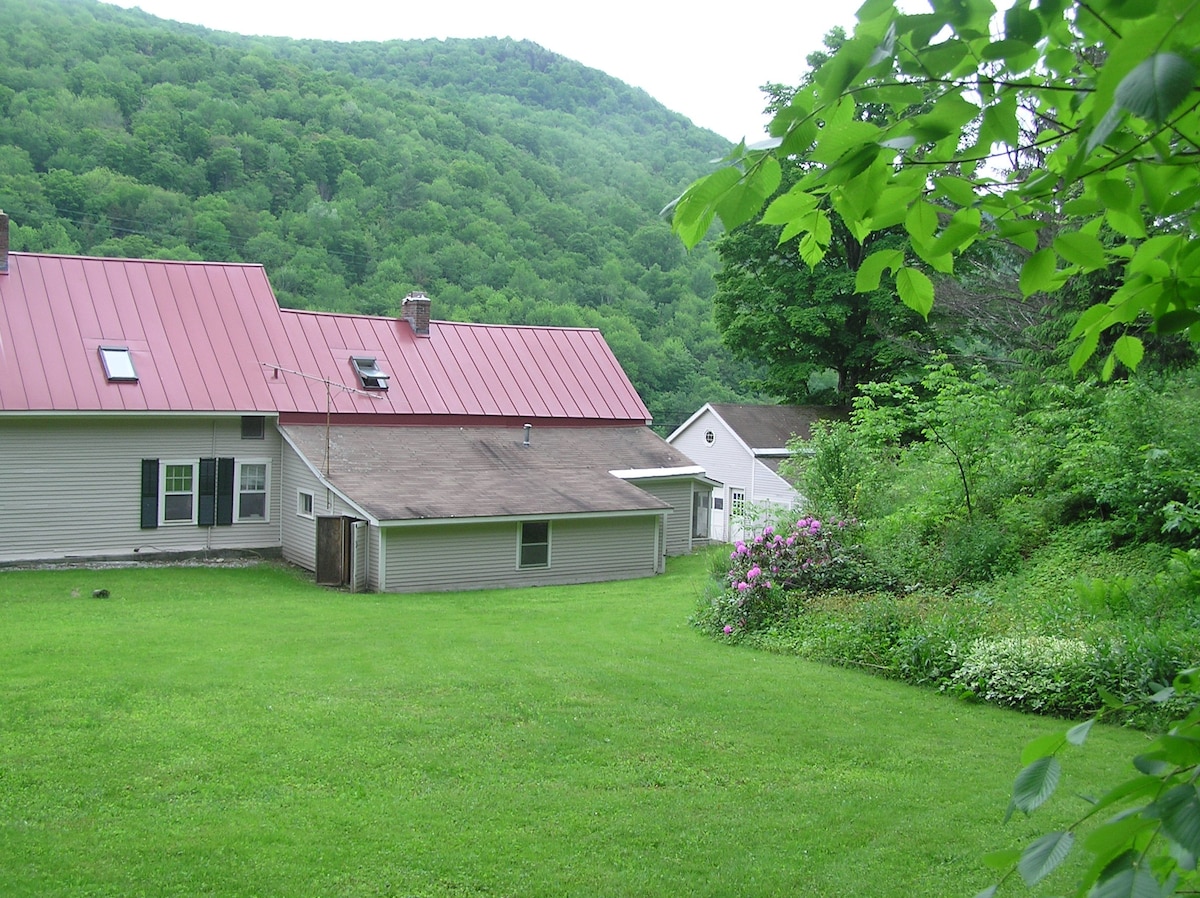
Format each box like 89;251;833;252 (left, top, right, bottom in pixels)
350;356;389;390
99;346;137;382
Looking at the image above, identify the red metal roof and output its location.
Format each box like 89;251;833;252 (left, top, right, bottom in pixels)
0;252;652;423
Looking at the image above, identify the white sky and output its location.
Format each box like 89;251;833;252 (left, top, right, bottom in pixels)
105;0;865;143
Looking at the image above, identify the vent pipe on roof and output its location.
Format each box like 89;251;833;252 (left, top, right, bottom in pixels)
401;291;431;337
523;423;531;448
0;210;8;275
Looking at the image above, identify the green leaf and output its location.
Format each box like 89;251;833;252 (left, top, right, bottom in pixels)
932;175;979;206
1112;335;1145;372
929;206;982;256
1021;731;1067;766
982;848;1021;871
1020;249;1056;297
896;266;934;319
1089;867;1167;898
1018;831;1074;887
905;201;939;243
1012;756;1061;815
1084;816;1158;870
669;166;744;249
1115;53;1198;124
1004;2;1041;43
855;249;905;292
1066;719;1095;746
762;188;818;225
1054;231;1109;270
1150;784;1200;857
1176;668;1200;693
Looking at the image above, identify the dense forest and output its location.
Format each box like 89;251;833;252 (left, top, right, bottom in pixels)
0;0;764;432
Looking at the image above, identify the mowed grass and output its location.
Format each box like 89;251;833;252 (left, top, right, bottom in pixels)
1;557;1150;898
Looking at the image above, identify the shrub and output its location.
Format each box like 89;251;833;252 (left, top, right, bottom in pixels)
950;635;1101;717
695;516;889;637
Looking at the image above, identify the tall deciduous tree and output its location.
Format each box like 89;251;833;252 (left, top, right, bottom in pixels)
670;0;1200;378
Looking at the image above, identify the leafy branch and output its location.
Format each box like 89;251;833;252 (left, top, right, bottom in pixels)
977;668;1200;897
669;0;1200;377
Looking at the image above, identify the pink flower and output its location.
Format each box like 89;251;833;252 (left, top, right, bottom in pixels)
747;565;761;579
723;625;733;635
736;581;750;592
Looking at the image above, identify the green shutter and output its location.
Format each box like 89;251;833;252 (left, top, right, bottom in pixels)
140;459;159;529
216;457;235;525
198;458;217;526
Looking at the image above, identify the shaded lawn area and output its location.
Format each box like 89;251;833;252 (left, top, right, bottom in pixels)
1;557;1149;897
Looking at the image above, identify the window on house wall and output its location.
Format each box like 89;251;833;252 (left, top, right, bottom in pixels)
236;461;269;522
241;416;265;439
162;462;197;524
518;521;550;569
730;489;747;521
351;356;389;390
298;490;315;518
705;429;715;445
99;346;137;382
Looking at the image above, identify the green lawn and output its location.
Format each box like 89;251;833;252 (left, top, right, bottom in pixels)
1;557;1149;897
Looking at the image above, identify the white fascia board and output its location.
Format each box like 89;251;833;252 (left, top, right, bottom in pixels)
752;448;793;457
664;403;715;443
610;465;707;480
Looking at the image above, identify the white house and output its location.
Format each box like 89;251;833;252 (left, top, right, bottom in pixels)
667;402;847;542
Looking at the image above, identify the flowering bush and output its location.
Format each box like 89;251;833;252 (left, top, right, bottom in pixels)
700;516;874;637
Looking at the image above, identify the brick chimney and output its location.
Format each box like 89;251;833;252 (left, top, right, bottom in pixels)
0;210;8;275
402;290;431;337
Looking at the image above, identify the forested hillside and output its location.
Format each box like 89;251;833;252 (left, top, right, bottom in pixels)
0;0;760;431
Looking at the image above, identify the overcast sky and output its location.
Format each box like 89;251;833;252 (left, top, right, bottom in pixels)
105;0;865;143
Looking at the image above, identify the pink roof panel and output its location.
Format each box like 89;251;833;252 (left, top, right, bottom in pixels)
0;252;652;423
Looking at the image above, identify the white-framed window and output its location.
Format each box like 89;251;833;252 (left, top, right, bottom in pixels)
730;488;747;520
161;461;197;525
704;429;715;445
235;460;270;523
298;489;315;518
518;521;551;569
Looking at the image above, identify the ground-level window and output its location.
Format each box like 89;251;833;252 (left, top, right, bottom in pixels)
298;490;315;518
162;461;197;524
236;461;269;522
518;521;550;569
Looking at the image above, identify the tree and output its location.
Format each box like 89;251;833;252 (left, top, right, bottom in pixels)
714;196;926;401
670;0;1200;378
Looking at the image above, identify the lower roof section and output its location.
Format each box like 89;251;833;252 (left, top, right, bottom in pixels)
281;423;702;523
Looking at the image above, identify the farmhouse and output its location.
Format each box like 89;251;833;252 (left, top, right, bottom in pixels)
667;402;847;542
0;213;714;590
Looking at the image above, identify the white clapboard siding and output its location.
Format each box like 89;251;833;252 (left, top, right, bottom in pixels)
380;515;660;593
0;416;282;563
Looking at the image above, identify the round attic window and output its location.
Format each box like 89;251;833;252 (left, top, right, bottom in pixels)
705;430;715;445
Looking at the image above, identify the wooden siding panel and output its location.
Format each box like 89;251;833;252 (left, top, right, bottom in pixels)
380;517;660;593
0;417;282;563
